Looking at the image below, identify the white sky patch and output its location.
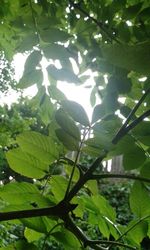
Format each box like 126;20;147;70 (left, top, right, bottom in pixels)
3;53;95;119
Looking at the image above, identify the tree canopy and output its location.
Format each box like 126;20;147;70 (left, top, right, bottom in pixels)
0;0;150;249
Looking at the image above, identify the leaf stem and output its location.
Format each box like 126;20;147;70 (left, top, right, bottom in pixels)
64;128;89;199
108;215;150;249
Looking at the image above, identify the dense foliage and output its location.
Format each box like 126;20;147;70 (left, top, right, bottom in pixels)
0;0;150;249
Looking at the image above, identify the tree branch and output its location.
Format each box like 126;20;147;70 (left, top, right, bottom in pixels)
65;215;136;250
112;87;150;144
0;201;76;222
90;173;150;183
65;152;106;202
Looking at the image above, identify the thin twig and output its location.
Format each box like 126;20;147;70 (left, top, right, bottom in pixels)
65;215;135;250
90;173;150;184
112;87;150;144
65;152;106;202
64;128;90;199
42;223;63;250
108;215;150;250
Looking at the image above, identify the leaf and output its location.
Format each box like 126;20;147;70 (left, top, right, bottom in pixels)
48;85;66;101
47;65;80;84
55;108;81;141
39;94;54;126
50;175;68;202
102;42;150;75
90;87;96;107
55;128;79;151
0;182;51;207
24;50;42;74
92;194;116;222
62;100;90;126
126;220;148;245
140;161;150;180
98;216;110;239
52;228;80;250
16;131;59;164
40;28;71;43
18;34;38;52
17;69;43;89
130;181;150;217
117;22;131;42
21;216;47;234
24;228;43;243
0;240;38;250
6;148;48;179
107;76;132;94
92;104;105;123
43;44;70;60
123;146;146;170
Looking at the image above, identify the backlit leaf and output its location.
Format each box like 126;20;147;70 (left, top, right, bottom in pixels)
62;100;90;126
55;128;79;151
130;181;150;217
47;65;80;84
16;131;59;164
55;108;81;141
6;148;48;179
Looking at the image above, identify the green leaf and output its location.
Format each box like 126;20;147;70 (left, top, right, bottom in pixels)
0;240;38;250
21;217;47;234
130;181;150;217
55;108;81;141
48;85;66;101
47;65;80;84
107;76;132;94
17;69;43;89
92;194;116;222
6;148;48;179
18;34;38;52
43;44;70;60
24;228;43;243
52;228;80;250
102;42;150;75
16;131;59;164
126;220;148;245
62;100;90;126
98;216;110;239
117;22;131;42
90;87;96;107
24;50;42;74
40;28;71;43
92;104;105;123
55;128;79;151
140;161;150;180
50;175;68;202
0;182;51;207
39;94;54;126
123;146;146;170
